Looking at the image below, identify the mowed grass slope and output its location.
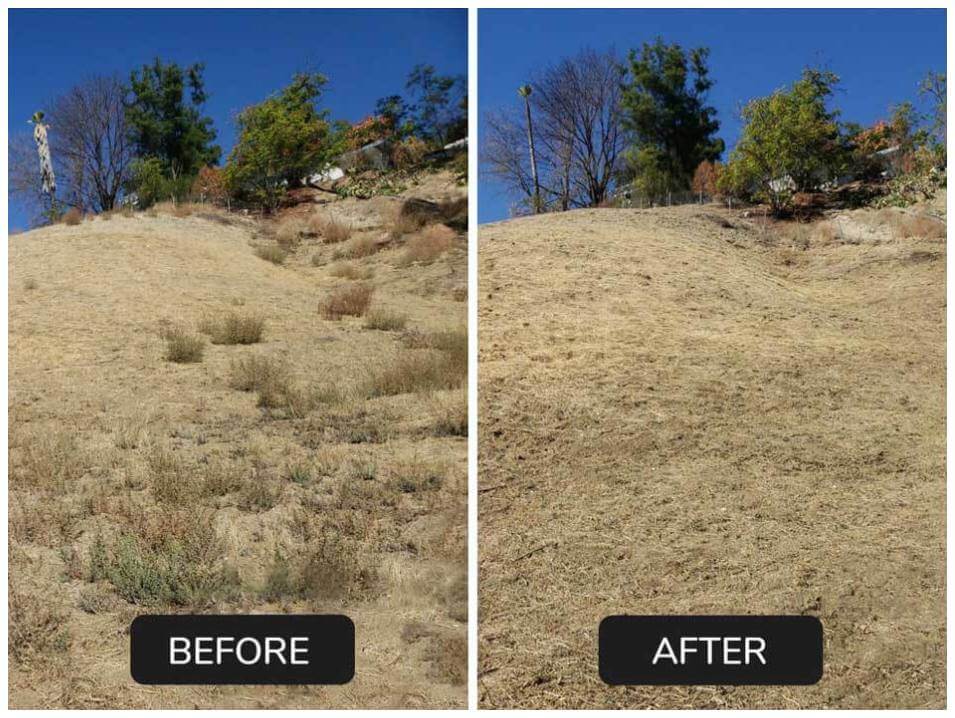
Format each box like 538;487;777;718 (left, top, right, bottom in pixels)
478;202;945;708
9;186;467;708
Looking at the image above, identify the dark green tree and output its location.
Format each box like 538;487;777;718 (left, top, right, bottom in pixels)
620;39;724;195
125;59;221;178
405;64;467;146
374;94;412;136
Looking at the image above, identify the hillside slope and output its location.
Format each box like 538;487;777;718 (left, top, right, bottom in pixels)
478;204;945;708
9;184;467;708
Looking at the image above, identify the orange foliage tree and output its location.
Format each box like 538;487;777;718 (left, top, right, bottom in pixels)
691;160;722;200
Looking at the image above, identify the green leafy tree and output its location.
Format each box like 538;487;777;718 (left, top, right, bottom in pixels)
374;94;413;137
223;72;333;211
620;39;724;193
125;59;220;178
719;69;848;213
918;70;946;152
405;64;467;146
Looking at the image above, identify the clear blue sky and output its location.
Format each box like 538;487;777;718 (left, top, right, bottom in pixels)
479;8;947;223
8;8;466;229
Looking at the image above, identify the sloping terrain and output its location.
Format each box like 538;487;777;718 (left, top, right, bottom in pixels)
478;202;945;708
9;176;467;708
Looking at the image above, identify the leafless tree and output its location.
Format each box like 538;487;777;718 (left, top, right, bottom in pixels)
10;75;134;224
482;48;626;214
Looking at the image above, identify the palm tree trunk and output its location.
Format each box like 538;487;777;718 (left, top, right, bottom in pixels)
522;96;541;214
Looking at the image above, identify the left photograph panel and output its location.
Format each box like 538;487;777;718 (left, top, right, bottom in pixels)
8;8;468;708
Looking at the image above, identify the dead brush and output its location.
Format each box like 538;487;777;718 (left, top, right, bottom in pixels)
328;261;374;280
12;430;85;493
431;389;468;437
812;221;839;245
363;347;466;397
364;307;408;331
319;283;374;320
274;217;306;249
198;312;265;345
147;446;199;504
255;244;287;265
894;213;946;239
228;354;291;393
88;508;239;607
160;326;205;363
334;235;379;260
397;224;457;266
311;213;353;243
61;207;83;226
9;588;72;664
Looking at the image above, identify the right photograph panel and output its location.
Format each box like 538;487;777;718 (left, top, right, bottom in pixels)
478;8;946;709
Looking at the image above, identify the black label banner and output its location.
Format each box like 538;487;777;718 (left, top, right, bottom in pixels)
599;615;823;685
131;614;354;685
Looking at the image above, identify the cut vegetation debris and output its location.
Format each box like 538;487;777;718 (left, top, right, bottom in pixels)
479;199;945;709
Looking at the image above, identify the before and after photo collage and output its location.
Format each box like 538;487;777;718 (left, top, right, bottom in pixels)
4;4;949;711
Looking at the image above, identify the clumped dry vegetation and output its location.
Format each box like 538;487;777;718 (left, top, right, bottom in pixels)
198;311;265;344
319;283;375;320
479;201;945;709
9;175;467;708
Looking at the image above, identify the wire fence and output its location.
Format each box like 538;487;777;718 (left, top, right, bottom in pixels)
610;188;723;209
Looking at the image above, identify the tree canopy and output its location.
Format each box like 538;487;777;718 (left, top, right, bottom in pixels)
125;59;220;178
223;72;334;211
720;69;847;212
620;39;724;197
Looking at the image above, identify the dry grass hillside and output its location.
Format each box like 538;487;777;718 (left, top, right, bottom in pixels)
9;172;467;708
478;199;945;708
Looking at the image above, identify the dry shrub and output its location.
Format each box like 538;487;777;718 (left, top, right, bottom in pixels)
199;312;265;345
229;355;291;393
895;213;946;239
161;326;204;363
99;211;113;221
812;221;839;245
431;389;468;437
328;261;374;280
61;207;83;225
390;212;426;240
228;355;314;416
391;136;429;170
310;213;352;243
255;244;287;265
364;349;465;397
398;224;457;266
437;196;468;232
237;477;282;511
390;197;468;240
335;235;379;259
387;454;447;494
9;588;72;664
319;283;374;320
451;285;467;302
364;307;408;331
425;632;467;686
11;431;84;492
172;202;201;218
87;508;238;607
275;217;306;248
147;446;198;504
299;528;365;601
